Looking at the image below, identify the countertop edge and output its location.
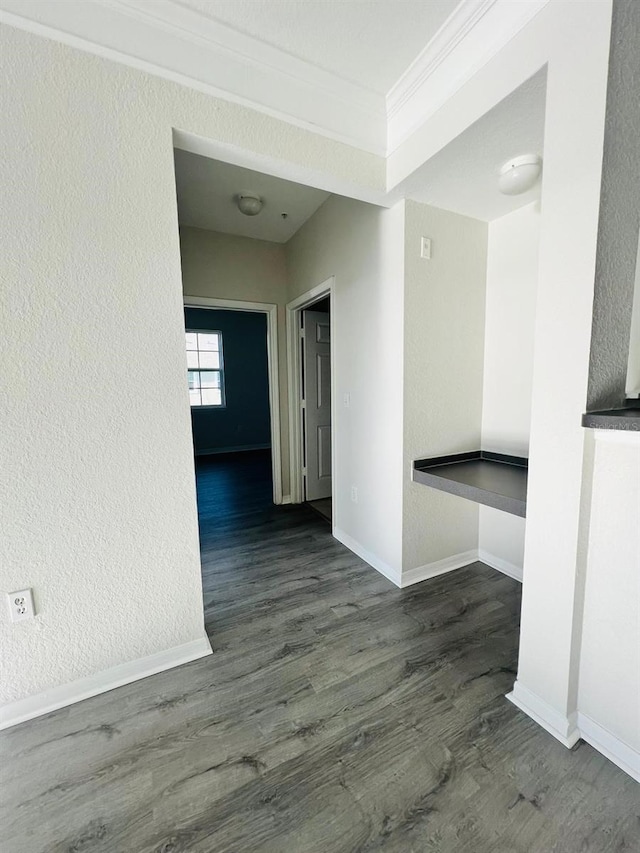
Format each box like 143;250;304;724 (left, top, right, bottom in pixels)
582;409;640;431
412;453;528;518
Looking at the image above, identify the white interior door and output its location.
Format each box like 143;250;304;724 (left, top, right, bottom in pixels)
303;310;331;501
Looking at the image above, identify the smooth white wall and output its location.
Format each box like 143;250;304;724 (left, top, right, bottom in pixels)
402;200;487;574
517;5;612;725
390;0;613;736
481;203;539;457
286;196;406;579
179;226;291;495
479;202;540;578
578;431;640;771
0;22;383;711
478;509;526;580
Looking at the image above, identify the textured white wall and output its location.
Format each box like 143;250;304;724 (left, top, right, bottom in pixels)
479;202;540;574
0;22;383;708
179;227;291;495
402;200;487;573
578;431;640;755
588;0;640;410
286;196;406;576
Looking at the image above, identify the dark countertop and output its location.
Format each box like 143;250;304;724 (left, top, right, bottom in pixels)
582;408;640;431
413;451;528;517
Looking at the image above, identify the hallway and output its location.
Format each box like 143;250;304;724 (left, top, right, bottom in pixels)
1;454;637;852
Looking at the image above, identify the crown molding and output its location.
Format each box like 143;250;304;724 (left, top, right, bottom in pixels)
0;0;551;161
387;0;496;119
0;0;387;155
102;0;382;110
386;0;551;154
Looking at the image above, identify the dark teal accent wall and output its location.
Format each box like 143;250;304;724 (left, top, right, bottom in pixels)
184;308;270;455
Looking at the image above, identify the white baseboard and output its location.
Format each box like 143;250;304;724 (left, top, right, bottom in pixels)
507;680;579;748
508;684;640;783
281;494;292;505
332;527;401;587
577;712;640;783
401;550;479;587
0;636;212;731
332;531;479;590
478;549;523;582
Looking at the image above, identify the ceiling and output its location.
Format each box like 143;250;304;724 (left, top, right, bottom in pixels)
401;70;547;221
174;149;331;242
1;0;550;156
175;70;546;238
174;0;460;94
1;0;549;233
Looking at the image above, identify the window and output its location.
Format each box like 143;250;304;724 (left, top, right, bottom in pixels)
186;330;225;407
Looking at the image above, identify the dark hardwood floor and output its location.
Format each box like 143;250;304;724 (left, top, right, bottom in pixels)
306;497;332;524
1;449;638;852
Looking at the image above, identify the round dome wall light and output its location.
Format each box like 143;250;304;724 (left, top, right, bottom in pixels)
498;154;542;196
236;194;263;216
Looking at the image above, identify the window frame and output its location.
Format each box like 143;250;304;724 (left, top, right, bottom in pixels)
185;329;226;409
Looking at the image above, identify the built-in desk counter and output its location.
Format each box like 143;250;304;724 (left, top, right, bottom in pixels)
412;451;528;517
582;407;640;431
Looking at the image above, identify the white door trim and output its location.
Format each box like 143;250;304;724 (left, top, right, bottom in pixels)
303;309;332;501
286;278;335;507
184;295;283;505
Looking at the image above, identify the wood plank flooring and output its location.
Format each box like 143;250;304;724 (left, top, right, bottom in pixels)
307;497;332;524
1;449;638;852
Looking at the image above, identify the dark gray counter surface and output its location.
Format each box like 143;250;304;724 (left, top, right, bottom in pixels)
413;451;528;517
582;408;640;431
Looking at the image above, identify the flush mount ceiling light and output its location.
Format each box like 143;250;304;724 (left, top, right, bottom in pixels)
498;154;542;196
236;193;263;216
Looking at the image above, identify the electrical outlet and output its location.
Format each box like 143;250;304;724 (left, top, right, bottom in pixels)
7;589;35;623
350;486;358;503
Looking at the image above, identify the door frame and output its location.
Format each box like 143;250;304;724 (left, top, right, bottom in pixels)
286;277;335;506
184;295;283;505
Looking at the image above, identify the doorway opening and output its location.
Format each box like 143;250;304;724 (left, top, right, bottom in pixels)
184;296;283;507
286;278;334;526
